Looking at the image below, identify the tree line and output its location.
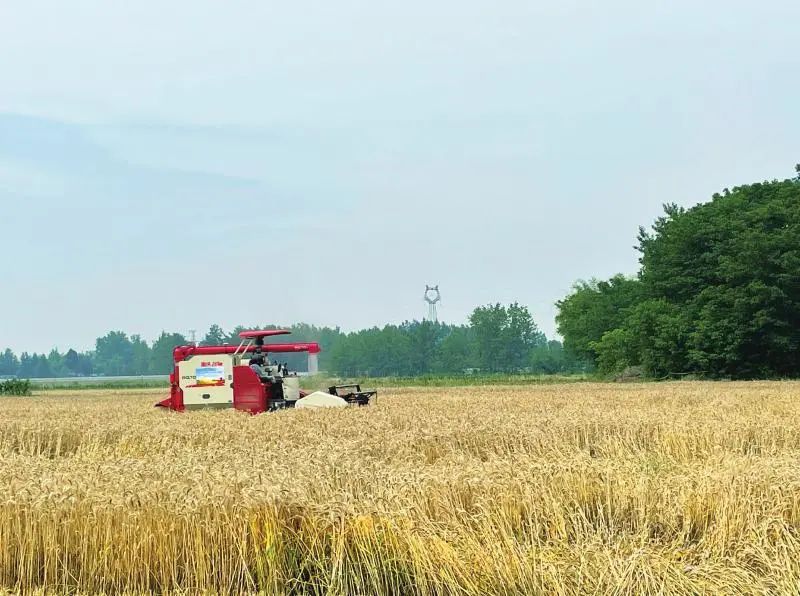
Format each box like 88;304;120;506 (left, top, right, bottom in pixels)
10;169;790;382
555;166;800;379
0;304;586;379
0;331;188;379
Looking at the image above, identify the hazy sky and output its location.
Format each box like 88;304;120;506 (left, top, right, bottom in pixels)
1;1;798;353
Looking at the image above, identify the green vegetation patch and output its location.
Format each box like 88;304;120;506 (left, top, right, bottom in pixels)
341;373;590;388
32;378;169;391
0;379;32;396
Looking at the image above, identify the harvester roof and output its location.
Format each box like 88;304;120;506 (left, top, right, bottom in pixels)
238;330;291;339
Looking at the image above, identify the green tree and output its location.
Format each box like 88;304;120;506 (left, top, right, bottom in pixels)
686;283;792;378
32;354;52;378
434;326;477;373
130;335;151;375
63;349;81;376
63;349;93;376
46;349;67;377
469;303;544;372
591;328;636;375
0;349;19;376
561;167;800;379
202;324;227;346
469;304;512;372
77;353;94;376
403;320;442;375
529;340;578;374
636;176;800;378
150;332;188;374
506;302;545;368
17;353;34;378
624;299;689;377
95;331;134;376
555;275;643;365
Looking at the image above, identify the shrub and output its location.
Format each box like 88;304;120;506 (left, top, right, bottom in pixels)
0;379;31;396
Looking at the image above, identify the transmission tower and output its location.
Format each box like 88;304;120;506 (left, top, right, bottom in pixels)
423;285;441;322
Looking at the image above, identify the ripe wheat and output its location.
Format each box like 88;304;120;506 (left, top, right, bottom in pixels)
0;382;799;594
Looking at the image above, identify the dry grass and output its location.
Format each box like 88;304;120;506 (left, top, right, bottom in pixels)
1;382;799;594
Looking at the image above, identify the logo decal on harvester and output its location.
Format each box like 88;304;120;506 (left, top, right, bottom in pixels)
188;365;226;387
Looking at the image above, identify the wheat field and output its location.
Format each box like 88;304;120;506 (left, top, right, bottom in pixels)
0;382;799;595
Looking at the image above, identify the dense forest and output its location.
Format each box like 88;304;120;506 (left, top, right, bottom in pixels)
0;303;585;379
556;166;800;379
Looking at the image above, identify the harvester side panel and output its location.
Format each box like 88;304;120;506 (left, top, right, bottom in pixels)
179;356;234;408
232;366;267;414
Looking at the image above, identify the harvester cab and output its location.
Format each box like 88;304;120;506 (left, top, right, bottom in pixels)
156;330;376;413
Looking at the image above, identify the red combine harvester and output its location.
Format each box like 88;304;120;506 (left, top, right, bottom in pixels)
156;330;376;413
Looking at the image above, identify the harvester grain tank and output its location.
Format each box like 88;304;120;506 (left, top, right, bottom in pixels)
156;330;376;413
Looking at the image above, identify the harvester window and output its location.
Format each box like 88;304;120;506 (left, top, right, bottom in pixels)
250;357;267;378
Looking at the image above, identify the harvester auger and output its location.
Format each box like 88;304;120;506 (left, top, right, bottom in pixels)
156;330;376;413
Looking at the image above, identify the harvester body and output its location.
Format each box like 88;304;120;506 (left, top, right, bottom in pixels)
156;330;375;413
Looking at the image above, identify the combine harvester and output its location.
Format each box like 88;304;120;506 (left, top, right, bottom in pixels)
156;330;376;413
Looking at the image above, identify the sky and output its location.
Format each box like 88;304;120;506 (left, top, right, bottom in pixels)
1;1;798;353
